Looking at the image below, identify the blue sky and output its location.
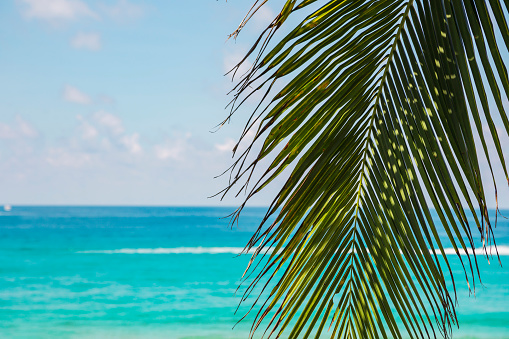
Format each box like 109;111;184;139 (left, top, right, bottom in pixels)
0;0;287;206
0;0;508;208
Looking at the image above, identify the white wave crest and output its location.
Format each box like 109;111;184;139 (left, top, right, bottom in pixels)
437;245;509;256
77;245;509;255
77;247;274;255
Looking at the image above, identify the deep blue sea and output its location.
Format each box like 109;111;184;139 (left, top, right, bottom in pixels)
0;206;508;338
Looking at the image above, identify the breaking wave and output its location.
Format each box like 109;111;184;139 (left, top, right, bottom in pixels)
77;245;509;255
77;247;274;255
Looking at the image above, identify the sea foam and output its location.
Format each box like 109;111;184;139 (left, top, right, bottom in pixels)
77;245;509;255
437;245;509;256
77;247;268;254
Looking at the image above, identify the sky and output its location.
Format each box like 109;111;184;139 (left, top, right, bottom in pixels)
0;0;508;208
0;0;288;206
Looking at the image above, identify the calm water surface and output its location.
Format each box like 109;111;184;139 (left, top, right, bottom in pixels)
0;206;508;338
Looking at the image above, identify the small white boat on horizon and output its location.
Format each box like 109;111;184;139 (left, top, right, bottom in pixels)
3;204;11;212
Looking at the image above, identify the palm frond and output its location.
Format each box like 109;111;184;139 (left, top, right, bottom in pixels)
223;1;509;338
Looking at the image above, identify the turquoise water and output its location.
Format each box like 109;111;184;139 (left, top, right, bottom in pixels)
0;206;508;338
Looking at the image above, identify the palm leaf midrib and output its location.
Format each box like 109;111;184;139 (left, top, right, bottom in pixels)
352;0;415;229
282;2;418;338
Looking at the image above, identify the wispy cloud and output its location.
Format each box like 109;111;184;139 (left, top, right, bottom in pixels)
98;94;115;105
92;111;124;135
46;147;92;167
76;115;98;139
71;32;101;50
0;123;17;140
63;84;92;104
120;133;142;154
215;138;236;153
223;49;252;81
0;116;39;140
100;0;144;23
19;0;98;24
44;112;141;167
251;5;275;30
0;114;285;205
154;133;191;161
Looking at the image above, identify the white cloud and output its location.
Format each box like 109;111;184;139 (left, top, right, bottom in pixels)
17;117;39;138
0;123;17;140
93;111;124;135
19;0;98;23
81;112;142;154
98;94;115;105
44;113;143;166
223;49;252;81
46;147;91;167
215;138;236;153
100;0;144;22
120;133;142;154
252;5;275;30
154;145;180;161
63;84;92;104
76;115;98;139
154;135;190;161
71;32;101;51
0;115;280;206
0;117;39;140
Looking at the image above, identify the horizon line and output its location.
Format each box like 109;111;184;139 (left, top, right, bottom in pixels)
2;204;509;212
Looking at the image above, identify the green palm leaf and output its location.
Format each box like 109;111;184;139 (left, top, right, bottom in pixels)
222;1;509;338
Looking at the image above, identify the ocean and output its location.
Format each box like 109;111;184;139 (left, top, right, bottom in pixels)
0;206;508;338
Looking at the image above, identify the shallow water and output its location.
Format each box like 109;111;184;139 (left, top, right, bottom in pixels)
0;206;508;338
